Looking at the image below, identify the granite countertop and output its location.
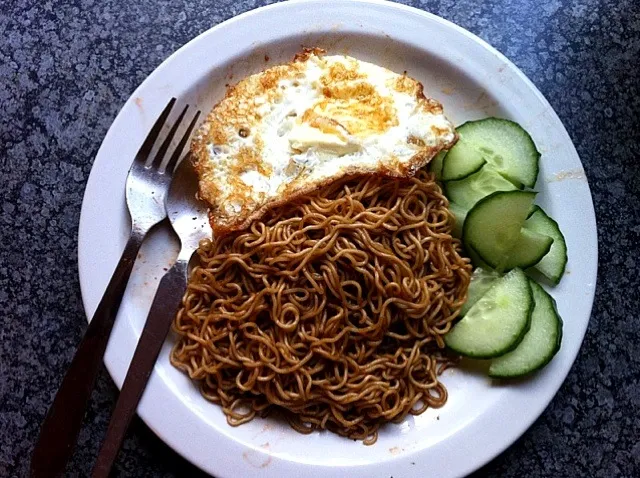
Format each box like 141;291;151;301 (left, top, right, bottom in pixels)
1;0;639;476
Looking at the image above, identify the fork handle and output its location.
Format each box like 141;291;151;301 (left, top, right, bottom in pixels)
30;228;146;478
91;258;189;478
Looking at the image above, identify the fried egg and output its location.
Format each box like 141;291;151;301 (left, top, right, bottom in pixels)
191;48;457;234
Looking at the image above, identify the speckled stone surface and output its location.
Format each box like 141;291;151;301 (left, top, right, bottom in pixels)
1;0;639;476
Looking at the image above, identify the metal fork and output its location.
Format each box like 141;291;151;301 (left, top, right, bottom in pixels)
30;98;200;478
91;154;212;477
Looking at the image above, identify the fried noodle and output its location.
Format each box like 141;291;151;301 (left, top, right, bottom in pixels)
170;170;471;444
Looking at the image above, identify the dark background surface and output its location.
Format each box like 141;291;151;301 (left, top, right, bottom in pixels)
2;0;639;476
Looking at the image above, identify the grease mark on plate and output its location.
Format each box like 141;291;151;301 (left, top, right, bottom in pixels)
463;91;498;114
546;169;586;183
252;422;275;438
242;442;271;468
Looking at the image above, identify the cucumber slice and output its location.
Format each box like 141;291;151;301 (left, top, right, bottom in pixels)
445;268;533;358
429;151;446;180
448;202;468;238
466;244;492;269
442;118;540;187
460;267;502;316
489;279;563;378
525;206;568;284
445;166;518;209
463;190;537;269
441;140;486;181
497;228;553;272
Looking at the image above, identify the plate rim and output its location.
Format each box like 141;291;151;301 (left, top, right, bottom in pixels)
78;1;598;476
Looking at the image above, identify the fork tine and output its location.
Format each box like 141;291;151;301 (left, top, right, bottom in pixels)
135;98;176;163
149;104;189;170
165;110;201;175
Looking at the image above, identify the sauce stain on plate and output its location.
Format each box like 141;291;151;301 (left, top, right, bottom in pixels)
242;442;271;469
546;168;586;182
252;422;275;439
463;91;498;113
389;446;403;455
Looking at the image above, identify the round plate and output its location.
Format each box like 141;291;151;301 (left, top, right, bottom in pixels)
78;1;597;476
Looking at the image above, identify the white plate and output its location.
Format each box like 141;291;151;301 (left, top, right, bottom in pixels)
78;1;597;477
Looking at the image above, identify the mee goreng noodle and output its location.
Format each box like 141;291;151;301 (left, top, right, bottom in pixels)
170;170;471;444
